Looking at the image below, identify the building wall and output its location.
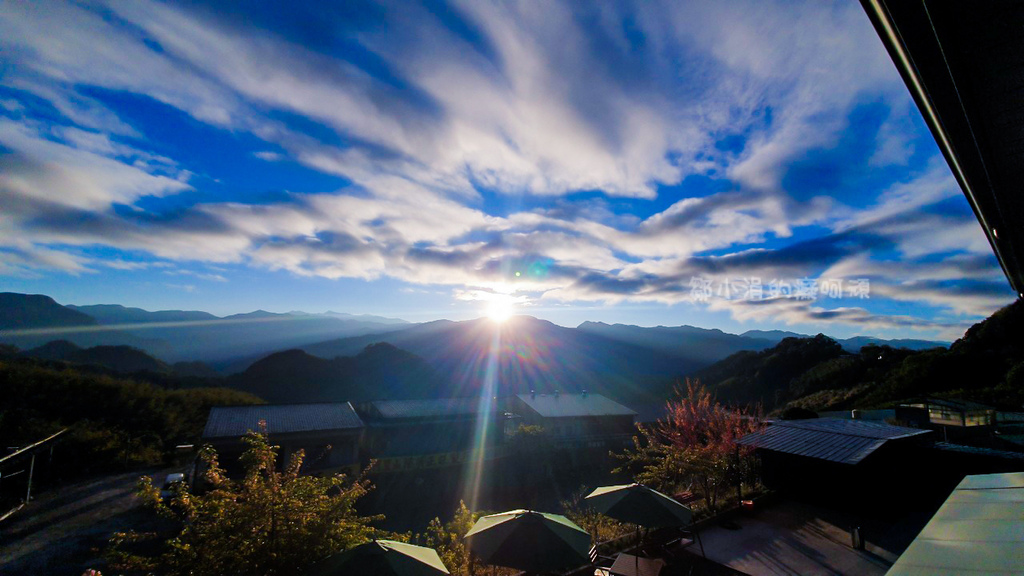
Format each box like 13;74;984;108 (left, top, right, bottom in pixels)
508;396;635;437
361;415;502;473
203;429;362;477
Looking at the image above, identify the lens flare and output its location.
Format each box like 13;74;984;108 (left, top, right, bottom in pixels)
487;300;514;323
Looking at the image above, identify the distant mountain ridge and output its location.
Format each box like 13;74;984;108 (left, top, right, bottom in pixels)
1;294;410;364
0;293;96;330
301;316;719;406
576;321;778;363
0;291;950;407
23;340;171;374
68;304;218;324
575;321;946;356
227;343;445;403
693;299;1024;413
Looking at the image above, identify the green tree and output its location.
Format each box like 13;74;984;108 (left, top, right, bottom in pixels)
418;501;482;576
560;485;629;543
614;379;762;513
417;502;516;576
108;429;381;575
0;357;261;477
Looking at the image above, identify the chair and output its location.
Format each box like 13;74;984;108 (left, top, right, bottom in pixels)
590;544;615;567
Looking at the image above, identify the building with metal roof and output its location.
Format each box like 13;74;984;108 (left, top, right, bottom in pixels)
896;397;998;443
737;418;932;466
355;397;503;473
203;402;363;439
506;392;636;452
897;397;996;427
886;472;1024;576
358;398;490;421
512;391;637;419
738;418;935;509
201;402;364;475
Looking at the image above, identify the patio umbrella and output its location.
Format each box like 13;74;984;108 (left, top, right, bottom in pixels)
586;483;695;571
307;539;450;576
464;509;591;574
585;483;693;528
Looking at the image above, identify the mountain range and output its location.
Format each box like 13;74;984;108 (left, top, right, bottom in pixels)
227;343;447;403
0;291;960;410
0;292;946;370
0;294;409;364
695;297;1024;414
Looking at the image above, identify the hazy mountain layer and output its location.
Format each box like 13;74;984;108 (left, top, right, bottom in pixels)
694;299;1024;413
0;295;409;364
300;316;696;405
227;343;445;403
23;340;171;374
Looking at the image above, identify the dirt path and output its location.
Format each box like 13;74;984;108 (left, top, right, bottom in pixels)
0;467;176;576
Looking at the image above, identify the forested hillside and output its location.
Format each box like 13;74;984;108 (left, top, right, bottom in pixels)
227;343;448;403
0;355;261;476
695;299;1024;412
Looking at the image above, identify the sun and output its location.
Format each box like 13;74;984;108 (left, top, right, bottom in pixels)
486;300;515;323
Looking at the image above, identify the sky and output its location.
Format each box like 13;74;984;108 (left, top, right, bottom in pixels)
0;0;1016;340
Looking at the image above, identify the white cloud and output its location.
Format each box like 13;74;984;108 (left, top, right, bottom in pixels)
0;0;1014;339
0;119;190;211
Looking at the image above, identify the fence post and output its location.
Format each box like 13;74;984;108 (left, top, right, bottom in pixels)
25;454;36;503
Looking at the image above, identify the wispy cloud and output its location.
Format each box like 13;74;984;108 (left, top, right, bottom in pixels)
0;0;1013;338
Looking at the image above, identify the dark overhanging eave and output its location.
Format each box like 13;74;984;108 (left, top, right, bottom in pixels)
860;0;1024;298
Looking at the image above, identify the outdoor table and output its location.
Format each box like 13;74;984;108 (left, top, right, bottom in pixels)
606;553;665;576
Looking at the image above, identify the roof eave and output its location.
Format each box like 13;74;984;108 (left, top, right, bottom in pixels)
859;0;1024;297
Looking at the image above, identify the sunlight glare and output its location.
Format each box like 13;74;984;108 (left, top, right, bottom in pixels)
487;300;514;323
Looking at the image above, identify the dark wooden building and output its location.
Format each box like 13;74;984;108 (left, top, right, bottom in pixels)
201;402;364;475
355;398;502;473
506;391;636;450
737;418;934;509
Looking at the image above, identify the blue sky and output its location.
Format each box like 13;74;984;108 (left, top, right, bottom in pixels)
0;0;1015;340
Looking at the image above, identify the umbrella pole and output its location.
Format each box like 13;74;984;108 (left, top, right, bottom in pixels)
635;524;640;576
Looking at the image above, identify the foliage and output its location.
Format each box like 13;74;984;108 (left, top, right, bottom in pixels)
560;485;629;543
695;335;845;409
697;299;1024;413
108;429;381;576
782;384;872;412
0;357;261;475
779;406;818;420
413;502;519;576
502;423;558;501
614;380;762;512
418;501;479;576
507;423;546;446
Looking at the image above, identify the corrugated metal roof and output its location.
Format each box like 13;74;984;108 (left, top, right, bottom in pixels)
736;418;930;465
202;402;363;439
817;409;896;421
515;393;637;418
933;442;1024;461
367;398;492;420
901;397;995;411
887;472;1024;576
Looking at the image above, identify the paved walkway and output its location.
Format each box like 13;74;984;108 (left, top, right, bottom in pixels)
697;500;902;576
0;467;175;575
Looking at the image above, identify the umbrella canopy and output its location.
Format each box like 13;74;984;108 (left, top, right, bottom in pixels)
585;483;693;528
308;539;450;576
464;509;591;573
